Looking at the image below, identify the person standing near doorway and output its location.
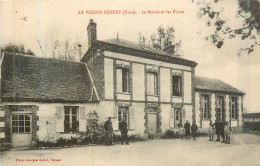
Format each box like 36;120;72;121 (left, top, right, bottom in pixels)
119;117;129;145
104;117;114;146
184;120;191;140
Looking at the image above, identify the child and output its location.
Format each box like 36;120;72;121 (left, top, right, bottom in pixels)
208;122;214;141
224;122;232;144
179;125;185;139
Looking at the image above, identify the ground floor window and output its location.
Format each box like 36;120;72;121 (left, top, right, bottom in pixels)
231;97;238;119
12;114;31;133
174;109;182;127
64;106;79;132
118;107;129;127
216;96;224;121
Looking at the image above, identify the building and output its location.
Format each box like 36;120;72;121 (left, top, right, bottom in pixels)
243;113;260;131
0;19;245;148
195;77;245;129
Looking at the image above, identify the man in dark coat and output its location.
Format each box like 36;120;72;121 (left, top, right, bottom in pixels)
191;121;198;140
104;117;113;146
220;121;226;143
119;117;129;145
184;120;191;140
212;120;221;142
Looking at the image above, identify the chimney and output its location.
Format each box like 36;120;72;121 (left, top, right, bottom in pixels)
163;45;175;57
78;44;82;62
87;19;97;49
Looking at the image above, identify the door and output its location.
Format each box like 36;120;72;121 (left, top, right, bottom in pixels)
11;114;32;148
174;109;182;127
147;113;157;134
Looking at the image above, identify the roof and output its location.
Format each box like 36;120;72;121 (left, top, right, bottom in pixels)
105;38;172;56
195;76;245;95
82;39;197;68
243;113;260;119
1;53;98;102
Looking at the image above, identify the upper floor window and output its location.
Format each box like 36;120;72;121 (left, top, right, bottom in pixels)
202;95;209;119
117;68;129;93
231;97;238;119
172;75;181;97
64;106;79;132
147;72;158;95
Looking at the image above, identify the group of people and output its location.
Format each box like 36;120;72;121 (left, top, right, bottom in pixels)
105;116;232;146
179;120;232;144
181;121;198;140
104;117;129;146
209;121;232;144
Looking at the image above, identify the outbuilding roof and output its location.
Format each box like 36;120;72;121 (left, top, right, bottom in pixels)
1;53;98;102
195;76;245;95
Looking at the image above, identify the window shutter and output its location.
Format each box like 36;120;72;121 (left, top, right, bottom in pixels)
208;108;212;119
56;106;64;132
79;107;86;132
112;107;118;130
129;107;135;130
169;108;174;128
182;109;186;121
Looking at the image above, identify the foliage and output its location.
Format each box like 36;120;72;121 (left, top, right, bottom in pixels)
196;0;260;55
1;43;35;56
150;26;182;56
138;26;182;57
161;130;179;139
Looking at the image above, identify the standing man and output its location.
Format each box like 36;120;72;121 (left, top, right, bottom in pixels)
213;120;221;142
220;121;226;143
184;120;191;140
191;121;198;140
119;117;129;145
104;117;113;146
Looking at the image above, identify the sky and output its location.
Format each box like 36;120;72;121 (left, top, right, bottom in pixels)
0;0;260;112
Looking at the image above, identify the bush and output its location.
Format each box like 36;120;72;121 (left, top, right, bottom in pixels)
161;130;178;139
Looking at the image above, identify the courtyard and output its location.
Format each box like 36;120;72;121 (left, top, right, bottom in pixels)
0;133;260;166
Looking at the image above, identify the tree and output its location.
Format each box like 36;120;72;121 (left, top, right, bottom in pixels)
197;0;260;55
1;43;35;56
150;26;182;56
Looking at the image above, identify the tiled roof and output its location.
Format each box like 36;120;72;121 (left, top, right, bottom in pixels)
1;53;97;102
105;38;172;56
195;76;245;95
82;39;197;67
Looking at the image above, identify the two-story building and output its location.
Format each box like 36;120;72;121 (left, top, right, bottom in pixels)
0;19;245;148
82;19;197;136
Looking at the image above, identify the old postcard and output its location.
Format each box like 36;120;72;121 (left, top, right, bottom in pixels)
0;0;260;166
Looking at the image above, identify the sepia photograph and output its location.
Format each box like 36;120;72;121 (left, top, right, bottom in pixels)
0;0;260;166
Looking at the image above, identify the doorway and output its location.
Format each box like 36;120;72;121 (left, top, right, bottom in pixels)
147;113;157;134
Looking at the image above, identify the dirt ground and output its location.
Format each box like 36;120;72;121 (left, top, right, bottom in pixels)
0;133;260;166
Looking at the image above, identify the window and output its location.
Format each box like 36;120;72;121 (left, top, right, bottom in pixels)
172;75;181;96
231;97;237;119
12;114;31;133
202;95;209;119
216;97;224;121
147;72;158;95
117;68;129;93
118;107;129;127
64;106;79;132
